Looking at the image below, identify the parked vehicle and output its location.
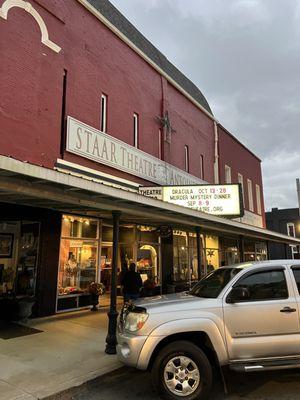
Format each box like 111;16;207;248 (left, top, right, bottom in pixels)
117;260;300;400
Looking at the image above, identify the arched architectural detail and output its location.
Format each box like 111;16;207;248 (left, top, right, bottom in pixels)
0;0;61;53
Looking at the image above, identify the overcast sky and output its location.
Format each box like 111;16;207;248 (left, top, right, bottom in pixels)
110;0;300;211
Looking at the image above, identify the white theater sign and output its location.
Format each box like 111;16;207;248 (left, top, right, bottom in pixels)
139;184;244;218
66;117;205;186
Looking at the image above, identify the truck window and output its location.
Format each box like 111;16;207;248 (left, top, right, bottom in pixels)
190;268;242;298
234;270;288;301
292;267;300;294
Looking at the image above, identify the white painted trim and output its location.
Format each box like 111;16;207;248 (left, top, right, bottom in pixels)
287;222;296;238
0;0;61;53
225;164;231;184
256;183;262;216
75;0;217;123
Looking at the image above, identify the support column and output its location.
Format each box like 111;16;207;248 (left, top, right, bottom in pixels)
105;211;121;355
239;236;245;263
196;227;202;280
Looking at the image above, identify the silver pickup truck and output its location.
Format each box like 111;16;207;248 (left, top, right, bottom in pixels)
117;260;300;400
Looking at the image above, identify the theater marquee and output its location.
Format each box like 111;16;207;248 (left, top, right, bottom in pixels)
139;184;244;217
66;117;204;186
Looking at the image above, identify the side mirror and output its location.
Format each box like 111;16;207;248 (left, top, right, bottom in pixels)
226;286;250;304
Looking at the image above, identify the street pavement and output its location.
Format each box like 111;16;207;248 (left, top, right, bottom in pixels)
54;366;300;400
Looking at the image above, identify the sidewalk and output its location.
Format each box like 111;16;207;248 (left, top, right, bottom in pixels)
0;309;122;400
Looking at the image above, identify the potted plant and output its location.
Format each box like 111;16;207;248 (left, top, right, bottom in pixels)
88;282;104;311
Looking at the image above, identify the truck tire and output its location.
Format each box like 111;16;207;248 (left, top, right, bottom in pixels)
151;340;212;400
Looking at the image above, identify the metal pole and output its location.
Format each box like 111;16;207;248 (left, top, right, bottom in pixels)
105;211;121;355
196;227;202;280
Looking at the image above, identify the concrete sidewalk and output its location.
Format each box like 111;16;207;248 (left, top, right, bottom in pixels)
0;310;122;400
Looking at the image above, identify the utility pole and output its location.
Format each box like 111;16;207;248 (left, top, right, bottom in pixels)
297;178;300;216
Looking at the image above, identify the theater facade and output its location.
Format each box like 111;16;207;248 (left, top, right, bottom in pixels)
0;0;299;317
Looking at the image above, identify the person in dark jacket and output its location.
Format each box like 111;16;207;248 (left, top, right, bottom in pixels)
121;262;142;302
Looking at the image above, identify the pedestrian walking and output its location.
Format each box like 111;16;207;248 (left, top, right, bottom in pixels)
121;262;143;302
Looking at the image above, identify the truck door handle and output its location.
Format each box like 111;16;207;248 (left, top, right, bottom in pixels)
280;307;297;313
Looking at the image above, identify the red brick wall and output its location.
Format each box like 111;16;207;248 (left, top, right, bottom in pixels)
0;1;64;167
218;125;266;226
0;0;264;210
0;0;216;185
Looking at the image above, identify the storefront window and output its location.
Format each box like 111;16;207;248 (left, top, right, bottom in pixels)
172;231;200;285
16;222;40;296
101;225;135;292
188;233;198;282
255;242;268;261
61;216;98;238
205;235;219;271
243;241;267;262
173;231;188;283
137;226;160;285
58;239;98;295
219;237;240;266
57;216;99;301
0;221;40;297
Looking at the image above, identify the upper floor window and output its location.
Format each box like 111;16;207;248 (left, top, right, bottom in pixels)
247;179;254;212
133;113;139;148
287;222;296;237
225;165;231;184
184;145;189;172
200;155;204;179
100;94;107;133
238;173;244;203
256;184;262;215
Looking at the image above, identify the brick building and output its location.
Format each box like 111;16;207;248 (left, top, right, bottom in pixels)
266;208;300;260
0;0;297;317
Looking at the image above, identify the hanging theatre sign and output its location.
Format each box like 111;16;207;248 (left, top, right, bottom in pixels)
139;184;244;218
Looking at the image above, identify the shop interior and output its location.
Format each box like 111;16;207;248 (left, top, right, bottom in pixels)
56;214;268;312
0;220;40;298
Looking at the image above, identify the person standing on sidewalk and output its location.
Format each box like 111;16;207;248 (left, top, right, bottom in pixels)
121;262;142;302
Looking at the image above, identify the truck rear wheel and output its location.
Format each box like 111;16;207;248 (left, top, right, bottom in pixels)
151;340;212;400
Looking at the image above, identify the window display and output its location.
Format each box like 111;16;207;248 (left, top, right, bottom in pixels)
16;222;40;296
101;225;135;292
173;231;188;282
0;221;40;297
173;231;199;285
137;226;160;285
205;235;219;270
57;216;99;310
58;239;97;295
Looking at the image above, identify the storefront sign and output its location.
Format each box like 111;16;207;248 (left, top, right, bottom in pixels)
66;117;205;186
139;184;244;217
